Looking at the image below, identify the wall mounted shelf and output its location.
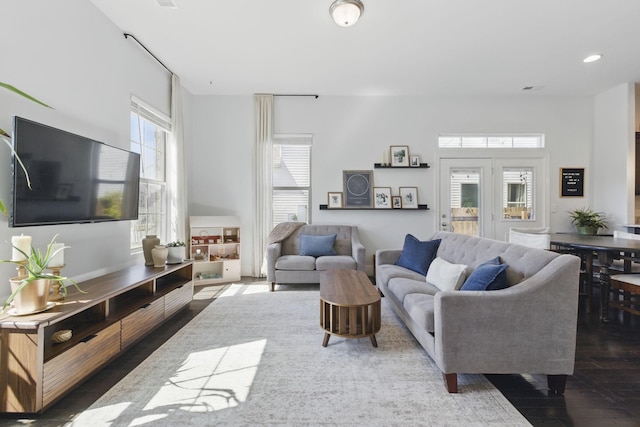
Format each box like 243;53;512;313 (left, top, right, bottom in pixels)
374;163;430;169
319;204;429;211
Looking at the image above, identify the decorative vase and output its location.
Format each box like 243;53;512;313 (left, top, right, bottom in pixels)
151;245;169;267
167;247;185;264
142;235;160;266
9;276;51;315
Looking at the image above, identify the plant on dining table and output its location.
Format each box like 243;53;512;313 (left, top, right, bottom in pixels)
568;207;608;235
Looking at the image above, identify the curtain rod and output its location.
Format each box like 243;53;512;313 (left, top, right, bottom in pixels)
274;94;319;99
124;33;174;75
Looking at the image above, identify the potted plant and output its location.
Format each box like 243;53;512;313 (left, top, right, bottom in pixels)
166;240;186;264
568;207;608;235
0;234;83;314
0;82;52;216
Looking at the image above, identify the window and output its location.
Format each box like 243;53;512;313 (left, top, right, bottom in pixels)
438;135;544;148
502;168;534;220
272;134;312;227
130;98;171;249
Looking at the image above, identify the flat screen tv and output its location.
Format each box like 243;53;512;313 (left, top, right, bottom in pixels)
10;116;141;227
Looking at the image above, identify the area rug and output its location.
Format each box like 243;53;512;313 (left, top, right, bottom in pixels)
70;284;530;426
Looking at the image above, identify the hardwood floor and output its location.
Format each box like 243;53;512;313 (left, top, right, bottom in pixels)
1;281;639;426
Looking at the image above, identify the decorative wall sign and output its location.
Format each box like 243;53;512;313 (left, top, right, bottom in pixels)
560;167;584;197
343;170;373;208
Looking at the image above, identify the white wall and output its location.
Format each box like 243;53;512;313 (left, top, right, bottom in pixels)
593;83;635;227
189;94;594;274
0;1;173;297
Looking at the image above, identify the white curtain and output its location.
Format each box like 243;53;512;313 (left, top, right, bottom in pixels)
253;94;274;277
168;74;188;243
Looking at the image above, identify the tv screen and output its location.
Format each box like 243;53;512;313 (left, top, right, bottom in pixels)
10;116;141;227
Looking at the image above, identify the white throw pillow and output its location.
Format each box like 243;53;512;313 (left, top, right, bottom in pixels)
426;257;467;291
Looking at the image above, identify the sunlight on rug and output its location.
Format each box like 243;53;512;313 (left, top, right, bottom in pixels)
69;283;531;426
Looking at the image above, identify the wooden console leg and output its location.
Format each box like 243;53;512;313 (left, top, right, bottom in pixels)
443;373;458;393
322;332;330;347
370;334;378;348
270;282;275;292
547;374;567;395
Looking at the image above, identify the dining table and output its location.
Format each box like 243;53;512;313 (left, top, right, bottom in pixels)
550;233;640;322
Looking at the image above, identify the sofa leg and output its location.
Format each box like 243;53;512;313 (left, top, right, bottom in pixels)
270;282;275;292
443;373;458;393
547;374;567;395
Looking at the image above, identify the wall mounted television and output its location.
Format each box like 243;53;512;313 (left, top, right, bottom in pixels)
10;116;141;227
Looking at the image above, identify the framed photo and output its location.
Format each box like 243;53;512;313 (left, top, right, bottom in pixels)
390;145;410;167
327;192;343;208
392;196;402;209
560;167;584;197
399;187;418;209
343;170;373;208
373;187;392;209
410;155;420;167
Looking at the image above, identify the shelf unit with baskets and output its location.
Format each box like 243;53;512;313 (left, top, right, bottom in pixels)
189;216;241;285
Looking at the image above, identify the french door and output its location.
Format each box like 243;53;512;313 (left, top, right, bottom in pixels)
439;157;546;240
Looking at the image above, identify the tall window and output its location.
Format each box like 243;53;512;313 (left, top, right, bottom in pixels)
272;134;312;227
130;98;171;249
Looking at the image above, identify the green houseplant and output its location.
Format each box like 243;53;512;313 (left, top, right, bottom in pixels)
166;240;186;264
0;82;52;216
1;234;83;314
568;207;608;235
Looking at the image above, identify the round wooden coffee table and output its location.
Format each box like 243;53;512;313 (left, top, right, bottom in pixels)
320;269;381;347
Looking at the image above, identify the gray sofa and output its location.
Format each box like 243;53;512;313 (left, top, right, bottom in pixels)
376;231;581;394
266;224;365;291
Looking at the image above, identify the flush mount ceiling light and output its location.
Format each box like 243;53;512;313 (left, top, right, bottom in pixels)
330;0;364;27
583;54;603;63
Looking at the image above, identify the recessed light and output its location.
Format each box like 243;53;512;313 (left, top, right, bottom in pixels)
583;54;603;63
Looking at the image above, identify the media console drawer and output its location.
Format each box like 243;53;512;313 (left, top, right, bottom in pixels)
121;297;165;349
165;281;194;318
43;321;121;408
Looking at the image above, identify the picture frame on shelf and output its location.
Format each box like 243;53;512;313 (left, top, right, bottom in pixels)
399;187;418;209
390;145;410;167
327;192;344;209
343;170;373;208
410;155;420;167
392;196;402;209
373;187;392;209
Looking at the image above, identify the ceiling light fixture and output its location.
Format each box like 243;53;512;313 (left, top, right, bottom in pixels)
583;54;603;63
330;0;364;27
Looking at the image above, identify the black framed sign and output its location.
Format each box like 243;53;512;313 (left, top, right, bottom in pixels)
560;167;584;197
343;170;373;208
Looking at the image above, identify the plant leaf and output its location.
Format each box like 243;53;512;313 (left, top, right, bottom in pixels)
0;127;9;138
0;82;52;109
0;198;5;216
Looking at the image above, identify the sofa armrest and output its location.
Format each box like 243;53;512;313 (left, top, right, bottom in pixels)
433;254;580;374
375;249;402;268
265;242;282;282
351;227;366;271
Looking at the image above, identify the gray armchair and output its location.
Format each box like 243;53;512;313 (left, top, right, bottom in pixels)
265;224;365;291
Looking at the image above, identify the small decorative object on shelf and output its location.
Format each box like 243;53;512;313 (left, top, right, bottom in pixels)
142;235;160;266
373;187;392;209
392;196;402;209
151;245;169;267
410;155;420;167
399;187;419;209
51;329;72;344
390;145;410;167
327;192;344;209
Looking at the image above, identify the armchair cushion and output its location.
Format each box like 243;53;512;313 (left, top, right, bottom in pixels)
395;234;441;275
299;234;337;257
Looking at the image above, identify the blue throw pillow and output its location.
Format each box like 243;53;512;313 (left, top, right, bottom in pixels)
395;234;441;276
461;257;508;291
299;234;337;257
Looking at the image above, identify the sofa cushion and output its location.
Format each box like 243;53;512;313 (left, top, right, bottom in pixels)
274;255;316;271
426;257;467;291
299;234;337;257
460;257;508;291
388;277;439;303
316;255;357;271
377;264;426;287
403;293;436;333
395;234;441;276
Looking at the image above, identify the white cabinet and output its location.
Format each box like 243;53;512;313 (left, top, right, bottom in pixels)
189;216;241;285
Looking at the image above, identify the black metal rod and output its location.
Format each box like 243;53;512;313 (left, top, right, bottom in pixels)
274;94;319;99
124;33;173;75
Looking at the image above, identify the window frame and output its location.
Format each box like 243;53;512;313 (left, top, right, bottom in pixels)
272;134;312;227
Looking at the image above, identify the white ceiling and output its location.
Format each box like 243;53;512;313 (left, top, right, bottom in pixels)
90;0;640;97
